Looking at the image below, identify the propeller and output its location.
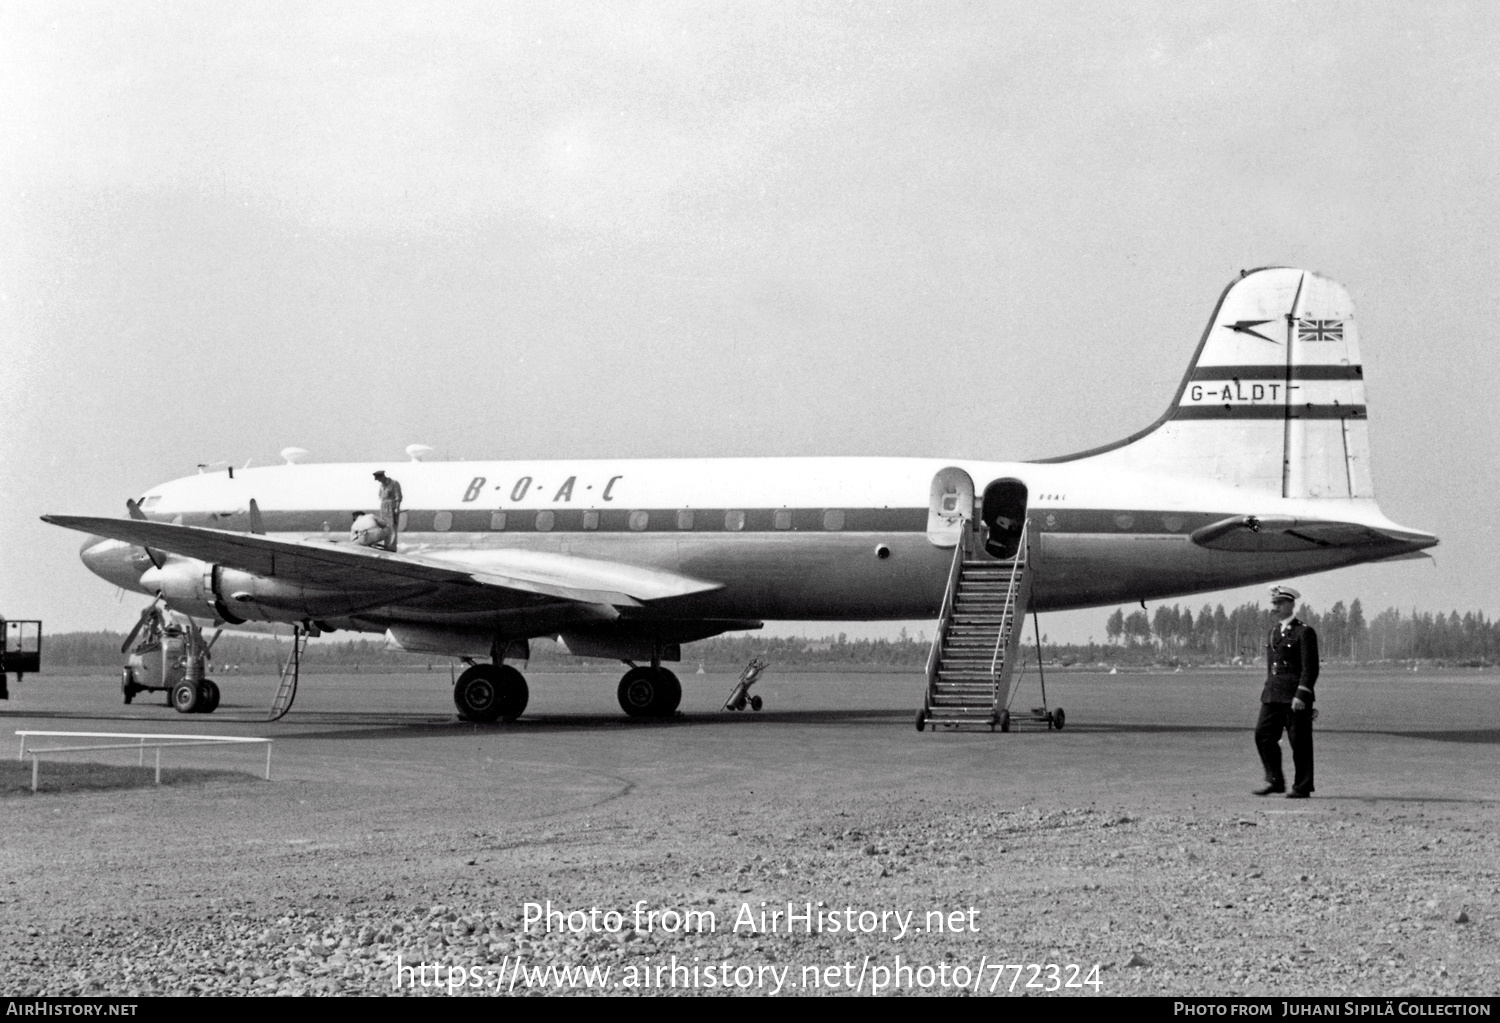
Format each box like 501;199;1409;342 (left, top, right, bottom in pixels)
125;499;164;569
120;600;162;654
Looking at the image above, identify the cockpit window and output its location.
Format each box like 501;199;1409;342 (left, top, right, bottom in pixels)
141;496;162;508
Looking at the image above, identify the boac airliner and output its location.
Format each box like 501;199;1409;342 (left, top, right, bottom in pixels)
45;268;1436;724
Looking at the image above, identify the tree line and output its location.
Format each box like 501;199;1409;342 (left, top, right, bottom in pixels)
1104;601;1499;663
29;601;1498;671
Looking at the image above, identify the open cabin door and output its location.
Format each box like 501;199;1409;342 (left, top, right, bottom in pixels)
980;478;1028;559
926;467;975;548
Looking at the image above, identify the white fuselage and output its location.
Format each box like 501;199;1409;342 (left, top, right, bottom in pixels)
85;456;1429;636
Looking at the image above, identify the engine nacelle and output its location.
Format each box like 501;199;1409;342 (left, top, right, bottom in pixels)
139;559;246;623
139;558;400;624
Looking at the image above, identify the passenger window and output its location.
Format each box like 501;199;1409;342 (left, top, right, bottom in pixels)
823;509;845;531
490;511;507;531
535;510;555;531
725;510;745;531
583;510;599;531
629;510;649;531
774;509;792;530
677;509;694;530
433;511;453;532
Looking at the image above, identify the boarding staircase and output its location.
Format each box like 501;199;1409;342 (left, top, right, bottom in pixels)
919;519;1034;731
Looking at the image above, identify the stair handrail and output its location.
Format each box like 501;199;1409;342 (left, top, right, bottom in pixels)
987;519;1030;682
924;520;971;705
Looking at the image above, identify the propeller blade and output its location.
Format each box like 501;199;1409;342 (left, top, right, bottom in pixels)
120;604;155;653
125;499;164;568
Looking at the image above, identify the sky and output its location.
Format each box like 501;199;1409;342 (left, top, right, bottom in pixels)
2;2;1497;645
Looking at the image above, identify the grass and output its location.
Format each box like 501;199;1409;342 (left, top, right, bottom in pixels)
0;758;252;796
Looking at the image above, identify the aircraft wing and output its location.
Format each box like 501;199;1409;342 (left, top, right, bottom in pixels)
1189;515;1435;553
41;515;723;608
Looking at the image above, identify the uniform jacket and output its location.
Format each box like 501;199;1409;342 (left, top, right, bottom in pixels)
1262;618;1319;705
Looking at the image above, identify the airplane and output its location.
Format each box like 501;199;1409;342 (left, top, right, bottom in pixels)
43;267;1437;724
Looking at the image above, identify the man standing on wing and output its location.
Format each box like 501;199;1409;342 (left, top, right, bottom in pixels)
373;471;403;552
1253;585;1319;799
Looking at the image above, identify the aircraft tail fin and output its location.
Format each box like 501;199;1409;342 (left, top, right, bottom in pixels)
1041;267;1373;499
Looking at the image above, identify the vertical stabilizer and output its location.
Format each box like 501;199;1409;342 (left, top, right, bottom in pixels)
1043;268;1373;498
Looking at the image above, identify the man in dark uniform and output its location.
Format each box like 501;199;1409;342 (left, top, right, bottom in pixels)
1254;585;1319;798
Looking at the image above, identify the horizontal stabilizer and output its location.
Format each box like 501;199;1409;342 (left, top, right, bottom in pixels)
1190;515;1435;553
41;515;722;607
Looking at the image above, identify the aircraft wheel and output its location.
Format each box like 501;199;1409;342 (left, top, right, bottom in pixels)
1053;707;1065;731
998;709;1010;733
455;664;528;723
171;682;200;714
122;668;138;705
618;666;680;718
749;694;762;712
492;665;529;722
197;680;221;714
914;708;926;732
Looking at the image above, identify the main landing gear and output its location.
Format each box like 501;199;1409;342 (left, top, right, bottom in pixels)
617;665;682;718
453;662;530;723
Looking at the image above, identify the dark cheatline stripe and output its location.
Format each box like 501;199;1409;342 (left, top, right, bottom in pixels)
1190;364;1362;381
170;507;1262;538
1172;404;1367;421
203;507;930;536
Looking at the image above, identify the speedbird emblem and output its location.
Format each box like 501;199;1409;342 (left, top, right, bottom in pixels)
1225;319;1278;344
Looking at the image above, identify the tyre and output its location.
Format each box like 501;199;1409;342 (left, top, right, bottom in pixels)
1053;707;1065;731
617;667;680;718
618;667;655;717
998;708;1010;733
122;668;137;705
454;664;527;723
197;680;221;714
914;708;926;732
652;668;681;716
492;665;529;722
171;682;200;714
748;694;763;712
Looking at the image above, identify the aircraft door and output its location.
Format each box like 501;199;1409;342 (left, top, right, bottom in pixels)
926;467;975;548
980;478;1028;559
